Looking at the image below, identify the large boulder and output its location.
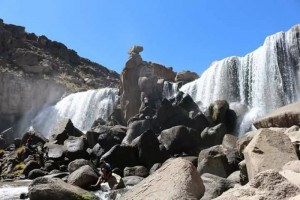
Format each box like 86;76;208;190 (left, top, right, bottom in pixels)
209;100;237;132
67;165;98;188
175;70;199;83
131;130;163;169
279;160;300;188
28;169;48;179
197;145;238;178
171;92;201;115
253;101;300;128
67;159;94;173
49;119;83;145
157;99;191;130
159;125;201;156
28;177;98;200
122;119;158;145
214;170;300;200
236;130;258;157
97;125;126;152
123;166;149;178
101;145;139;170
64;136;88;161
201;123;227;148
243;128;298;179
45;143;65;160
23;160;41;176
21;127;47;146
201;173;235;200
121;158;205;200
85;126;109;148
222;134;238;149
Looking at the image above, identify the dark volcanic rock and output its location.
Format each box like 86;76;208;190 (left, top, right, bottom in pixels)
159;125;201;156
23;160;41;176
86;126;109;149
101;145;139;170
209;100;237;132
131;129;163;169
97;125;126;152
122;119;159;145
201;123;227;148
28;169;48;179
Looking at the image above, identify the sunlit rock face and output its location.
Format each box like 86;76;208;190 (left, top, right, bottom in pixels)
181;24;300;133
32;88;119;137
120;46;176;124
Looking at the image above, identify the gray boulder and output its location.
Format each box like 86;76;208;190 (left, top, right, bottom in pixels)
197;145;237;178
222;134;238;149
160;125;201;156
28;177;98;200
122;119;158;145
46;143;65;159
28;169;48;179
23;160;41;176
201;173;234;200
67;165;98;189
68;159;94;173
49;119;83;145
122;176;144;186
201;123;227;148
123;166;149;178
64;136;88;161
175;70;199;83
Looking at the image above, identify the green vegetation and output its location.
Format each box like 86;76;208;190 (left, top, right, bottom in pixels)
0;149;4;158
72;192;98;200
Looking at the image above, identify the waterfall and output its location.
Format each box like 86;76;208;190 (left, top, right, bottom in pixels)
162;81;180;99
180;25;300;134
32;88;119;137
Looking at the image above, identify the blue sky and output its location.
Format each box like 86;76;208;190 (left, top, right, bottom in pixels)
1;0;300;75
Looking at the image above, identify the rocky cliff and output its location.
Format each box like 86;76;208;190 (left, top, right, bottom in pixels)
0;19;119;134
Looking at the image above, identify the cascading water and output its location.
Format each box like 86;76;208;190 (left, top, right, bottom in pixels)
162;81;180;99
180;24;300;135
32;88;119;137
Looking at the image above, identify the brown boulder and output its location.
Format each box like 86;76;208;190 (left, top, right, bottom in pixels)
175;70;199;83
243;128;298;180
253;101;300;128
121;158;205;200
214;170;300;200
